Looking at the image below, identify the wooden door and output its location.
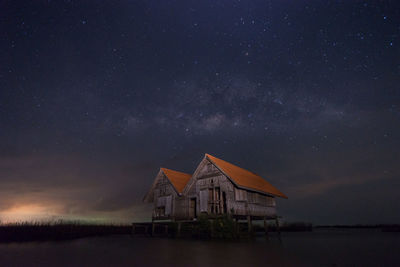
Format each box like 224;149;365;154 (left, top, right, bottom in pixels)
199;189;208;212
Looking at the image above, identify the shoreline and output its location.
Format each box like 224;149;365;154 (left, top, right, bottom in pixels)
0;222;398;243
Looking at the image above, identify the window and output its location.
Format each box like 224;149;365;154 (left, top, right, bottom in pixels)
156;195;172;216
202;186;224;215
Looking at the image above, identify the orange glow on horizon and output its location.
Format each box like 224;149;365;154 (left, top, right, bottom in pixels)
0;204;58;223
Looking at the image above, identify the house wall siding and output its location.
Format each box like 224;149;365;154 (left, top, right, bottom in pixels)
152;173;178;219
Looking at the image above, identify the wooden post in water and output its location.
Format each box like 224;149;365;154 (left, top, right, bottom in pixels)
210;219;214;238
165;224;168;235
275;217;281;236
152;222;156;236
264;217;269;238
177;222;182;237
247;215;252;233
235;218;239;237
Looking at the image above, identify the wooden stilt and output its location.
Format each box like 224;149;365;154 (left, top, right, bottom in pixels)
235;218;239;237
177;222;182;237
247;215;252;233
264;217;269;238
152;222;156;236
275;217;280;236
165;224;168;235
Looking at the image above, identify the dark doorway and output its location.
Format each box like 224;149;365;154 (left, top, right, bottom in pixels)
189;198;197;219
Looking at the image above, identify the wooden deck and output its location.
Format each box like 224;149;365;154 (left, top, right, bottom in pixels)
131;216;281;238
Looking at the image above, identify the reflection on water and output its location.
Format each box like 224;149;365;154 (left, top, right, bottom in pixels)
0;229;399;266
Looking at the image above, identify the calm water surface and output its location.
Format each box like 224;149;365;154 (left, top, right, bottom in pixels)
0;229;399;266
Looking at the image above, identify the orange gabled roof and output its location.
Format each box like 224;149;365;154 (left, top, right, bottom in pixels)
161;168;191;194
205;154;288;199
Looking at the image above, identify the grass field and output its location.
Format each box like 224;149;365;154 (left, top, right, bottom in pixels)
0;222;131;243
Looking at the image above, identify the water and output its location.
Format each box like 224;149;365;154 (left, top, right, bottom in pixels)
0;229;399;266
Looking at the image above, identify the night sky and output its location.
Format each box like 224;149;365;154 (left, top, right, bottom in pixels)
1;0;399;224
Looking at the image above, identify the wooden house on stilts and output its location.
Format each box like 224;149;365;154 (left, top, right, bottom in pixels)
143;167;192;220
143;153;288;235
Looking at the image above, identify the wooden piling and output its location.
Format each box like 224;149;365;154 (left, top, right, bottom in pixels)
235;218;239;236
177;222;182;237
210;219;214;237
275;217;280;236
264;217;269;238
247;215;252;233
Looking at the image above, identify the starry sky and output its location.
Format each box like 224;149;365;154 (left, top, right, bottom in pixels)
0;0;399;224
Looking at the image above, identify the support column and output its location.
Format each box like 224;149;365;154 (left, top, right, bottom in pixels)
264;217;269;238
210;219;214;237
152;222;156;236
247;215;252;233
165;224;168;235
275;217;281;236
177;222;182;237
235;218;239;237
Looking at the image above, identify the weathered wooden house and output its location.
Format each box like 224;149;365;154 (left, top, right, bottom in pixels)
143;168;192;220
144;154;287;225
